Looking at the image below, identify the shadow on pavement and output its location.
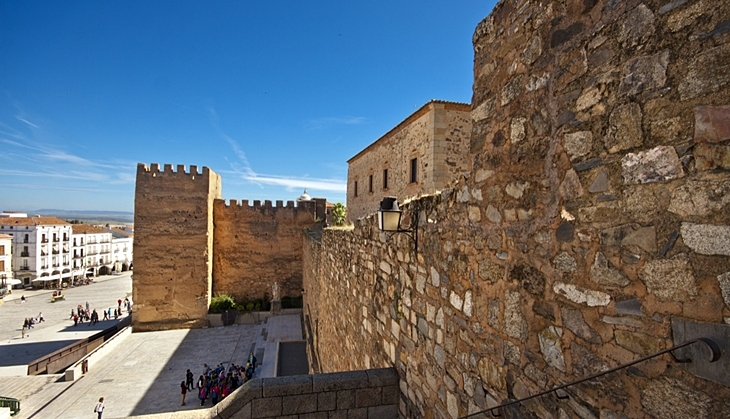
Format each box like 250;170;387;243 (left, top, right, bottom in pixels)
0;339;79;366
127;325;259;417
56;319;125;333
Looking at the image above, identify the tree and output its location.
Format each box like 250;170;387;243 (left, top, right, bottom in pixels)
331;202;347;226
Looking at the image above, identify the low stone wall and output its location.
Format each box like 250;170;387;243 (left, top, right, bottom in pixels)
124;368;399;419
65;326;132;381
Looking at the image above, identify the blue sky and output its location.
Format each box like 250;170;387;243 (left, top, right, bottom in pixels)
0;1;495;213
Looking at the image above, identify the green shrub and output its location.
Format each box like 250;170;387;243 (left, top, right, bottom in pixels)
209;294;235;313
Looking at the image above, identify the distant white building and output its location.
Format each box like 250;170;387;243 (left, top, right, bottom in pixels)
0;233;13;291
71;224;113;278
0;213;73;288
105;227;133;272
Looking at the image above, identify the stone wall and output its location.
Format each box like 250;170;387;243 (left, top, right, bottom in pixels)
133;163;221;331
304;0;730;418
212;199;320;301
347;101;472;222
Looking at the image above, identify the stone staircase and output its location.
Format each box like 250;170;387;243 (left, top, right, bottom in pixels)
0;374;73;419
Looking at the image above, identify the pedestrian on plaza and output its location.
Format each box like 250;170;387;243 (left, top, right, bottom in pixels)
20;295;26;303
248;352;257;372
86;301;90;312
180;380;187;406
198;385;207;406
117;298;122;309
197;374;204;389
103;309;109;321
21;319;27;338
94;397;105;419
73;314;79;326
186;369;194;390
70;309;75;320
37;312;44;323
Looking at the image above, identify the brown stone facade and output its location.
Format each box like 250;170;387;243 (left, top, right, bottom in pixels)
212;199;321;302
304;1;730;418
133;163;324;331
347;101;472;222
133;164;221;331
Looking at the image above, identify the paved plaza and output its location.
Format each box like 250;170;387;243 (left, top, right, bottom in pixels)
0;274;305;419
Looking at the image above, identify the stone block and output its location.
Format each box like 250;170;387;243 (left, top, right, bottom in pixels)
318;391;337;411
478;357;505;389
368;405;398;418
504;290;528;341
601;316;643;328
618;50;669;97
679;43;730;100
562;307;602;344
590;252;630;287
621;146;684;184
694;105;730;143
217;379;262;419
560;169;584;201
600;224;657;253
588;169;609;193
605;102;643;154
381;385;399;404
313;371;369;392
570;342;609;377
366;368;398;388
479;258;503;283
262;375;312;397
553;252;577;272
355;387;381;408
298;413;327;419
694;143;730;171
337;390;355;409
668;180;730;217
282;393;317;414
615;330;663;355
251;397;282;418
718;272;730;308
641;377;712;419
539;326;566;372
680;223;730;256
639;254;698;302
553;282;611;306
346;408;368;419
614;298;644;316
618;4;655;47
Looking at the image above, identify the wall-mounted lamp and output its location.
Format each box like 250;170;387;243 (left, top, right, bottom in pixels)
377;196;418;253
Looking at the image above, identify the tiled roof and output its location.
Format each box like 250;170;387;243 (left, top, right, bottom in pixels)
71;224;107;234
0;217;70;226
0;233;12;238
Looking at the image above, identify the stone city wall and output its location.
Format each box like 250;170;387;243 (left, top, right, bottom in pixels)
133;163;221;331
212;199;321;301
304;0;730;418
347;101;472;222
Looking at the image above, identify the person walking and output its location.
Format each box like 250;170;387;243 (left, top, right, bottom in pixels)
94;397;105;419
21;319;27;338
186;369;194;391
180;381;187;405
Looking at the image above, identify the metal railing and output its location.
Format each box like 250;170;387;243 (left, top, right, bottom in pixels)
462;338;721;418
0;396;20;416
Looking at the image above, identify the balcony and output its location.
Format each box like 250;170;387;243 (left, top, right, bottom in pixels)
52;263;60;267
52;250;60;255
41;265;48;269
20;266;30;271
41;251;47;256
41;239;48;243
53;237;60;242
21;251;29;257
63;248;69;253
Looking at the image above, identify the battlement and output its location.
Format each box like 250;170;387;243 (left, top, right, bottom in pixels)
221;199;318;210
137;163;212;178
213;198;319;221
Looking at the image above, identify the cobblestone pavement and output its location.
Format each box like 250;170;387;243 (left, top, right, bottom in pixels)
0;277;302;419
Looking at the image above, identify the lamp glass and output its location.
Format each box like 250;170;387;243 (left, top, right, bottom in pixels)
379;210;402;232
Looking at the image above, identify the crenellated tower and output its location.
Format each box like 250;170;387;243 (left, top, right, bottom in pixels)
133;163;222;331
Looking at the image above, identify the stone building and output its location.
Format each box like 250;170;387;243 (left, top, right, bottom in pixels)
133;163;325;331
346;100;472;221
303;0;730;418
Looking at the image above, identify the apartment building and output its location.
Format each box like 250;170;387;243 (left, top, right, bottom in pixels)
71;224;113;278
0;213;73;288
105;227;133;272
0;234;13;291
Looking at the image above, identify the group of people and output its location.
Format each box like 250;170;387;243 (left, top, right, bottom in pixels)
180;352;258;407
70;298;131;326
20;312;44;338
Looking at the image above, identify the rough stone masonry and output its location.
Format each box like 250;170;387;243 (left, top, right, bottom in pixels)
303;1;730;418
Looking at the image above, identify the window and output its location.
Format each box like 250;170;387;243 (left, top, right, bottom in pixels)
383;169;388;189
369;175;373;193
410;158;418;183
0;260;4;271
354;181;358;197
0;245;4;255
24;234;28;243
